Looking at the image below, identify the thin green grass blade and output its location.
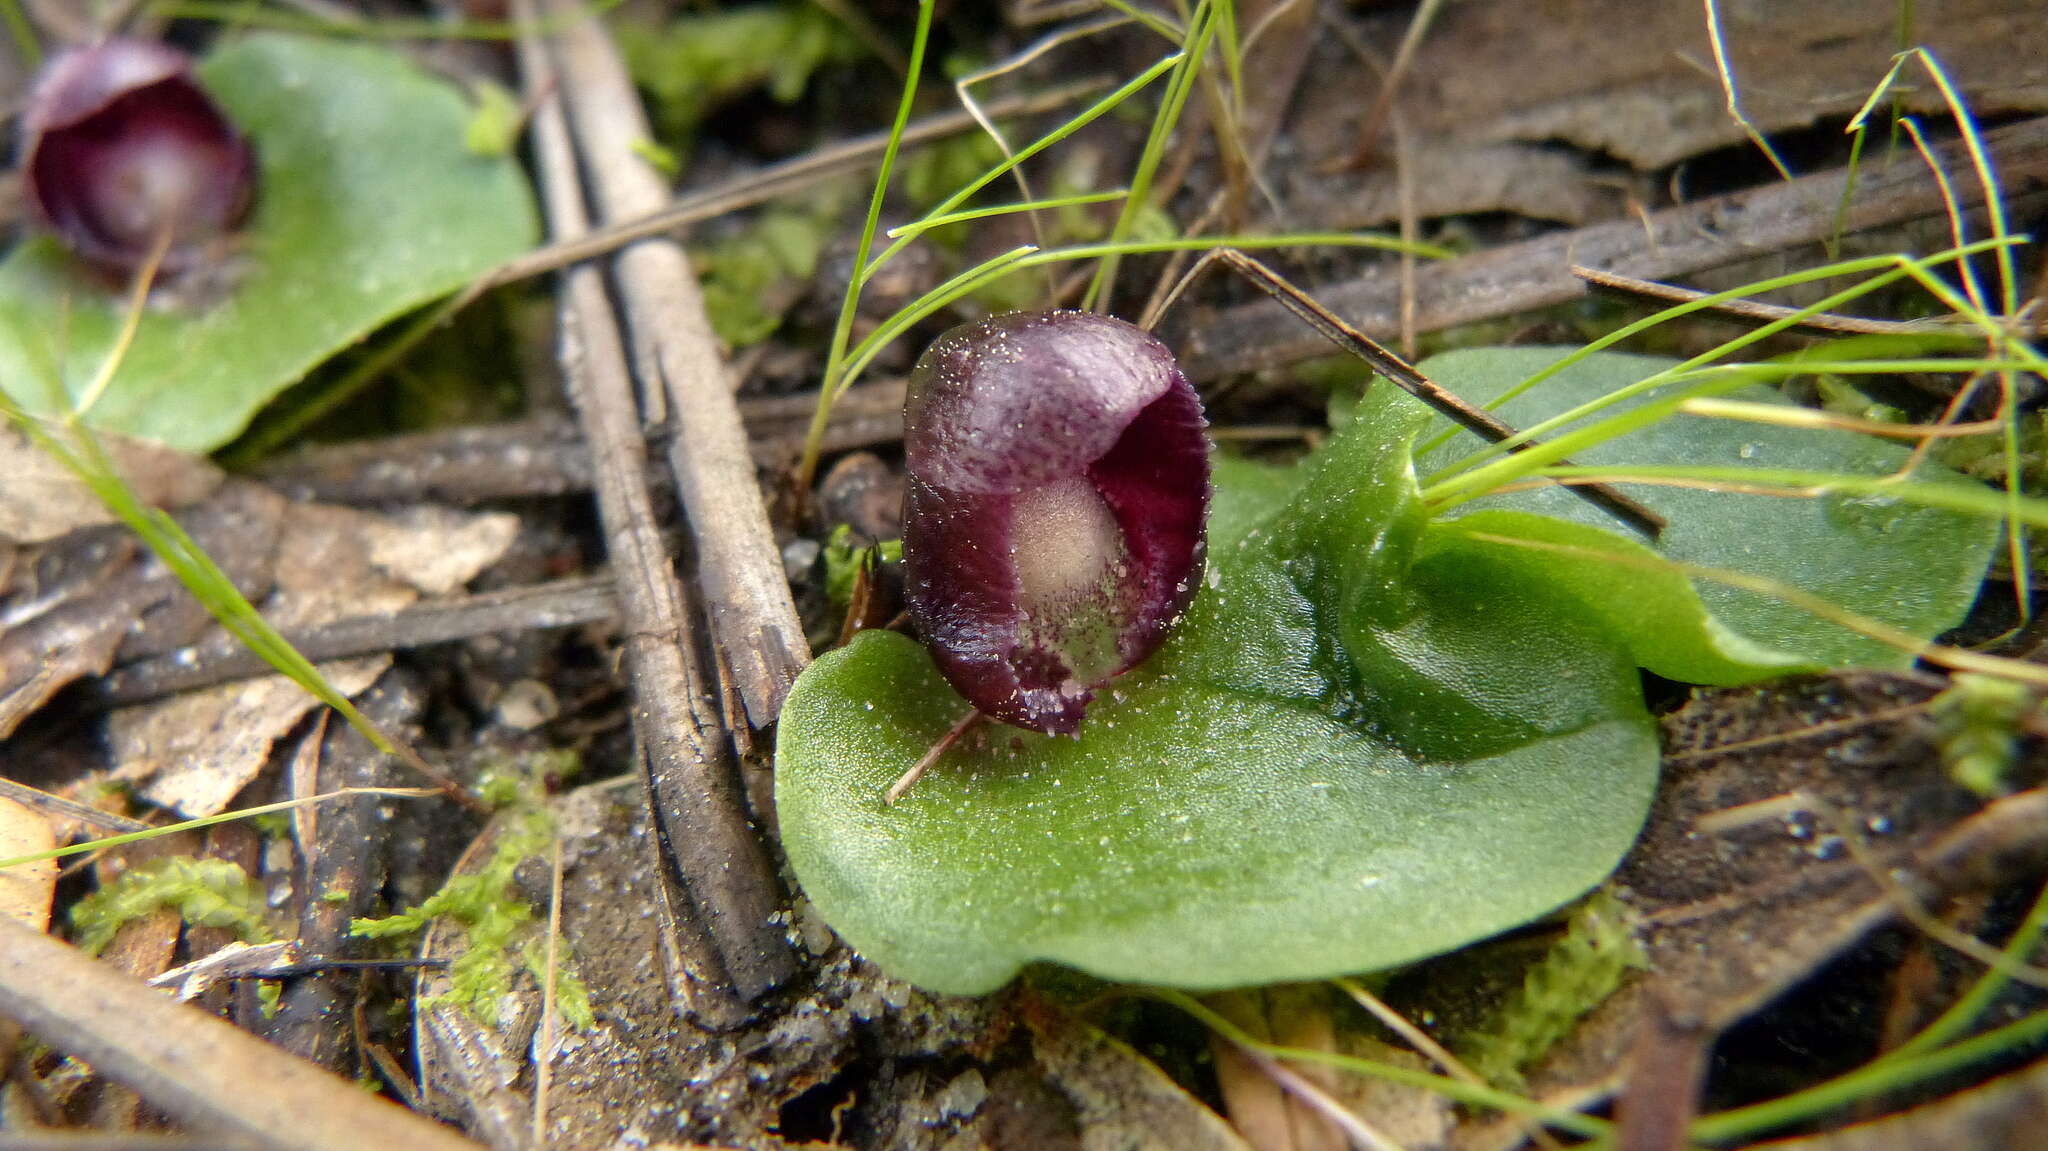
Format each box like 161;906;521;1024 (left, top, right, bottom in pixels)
0;788;437;871
838;232;1439;387
1082;1;1219;311
882;188;1131;242
1416;240;2027;484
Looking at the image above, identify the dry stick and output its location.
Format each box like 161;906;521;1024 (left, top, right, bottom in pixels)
96;576;617;706
515;3;794;1011
262;678;422;1073
0;777;149;834
479;78;1105;302
1180;116;2048;380
543;0;807;727
532;834;565;1147
1571;264;1988;336
252;378;912;506
0;917;481;1151
1209;247;1667;538
885;709;985;805
1341;0;1444;167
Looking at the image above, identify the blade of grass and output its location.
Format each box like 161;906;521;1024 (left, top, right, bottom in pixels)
1483;464;2048;529
838;231;1442;388
0;0;37;69
1897;51;2028;617
1680;1001;2048;1146
857;52;1188;299
0;787;438;871
1101;0;1186;42
882;188;1131;242
1413;237;2022;461
1884;876;2048;1060
796;0;931;496
793;42;1194;492
1082;1;1220;312
1422;352;2040;519
1456;530;2048;686
2;346;479;808
1416;239;2028;485
1677;397;2002;439
1702;0;1795;181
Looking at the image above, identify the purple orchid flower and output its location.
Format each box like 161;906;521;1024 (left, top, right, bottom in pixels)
20;39;256;278
902;310;1211;735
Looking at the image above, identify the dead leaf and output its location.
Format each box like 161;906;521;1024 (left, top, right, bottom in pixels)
0;483;285;739
1286;0;2047;228
1211;986;1349;1151
0;424;221;544
0;794;56;931
362;506;521;597
113;498;516;816
146;939;300;1002
115;658;392;817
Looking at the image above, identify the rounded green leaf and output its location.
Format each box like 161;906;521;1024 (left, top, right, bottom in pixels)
0;34;538;450
779;633;1656;996
779;396;1660;994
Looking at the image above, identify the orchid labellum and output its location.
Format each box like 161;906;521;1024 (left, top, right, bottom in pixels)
902;310;1211;734
21;39;257;278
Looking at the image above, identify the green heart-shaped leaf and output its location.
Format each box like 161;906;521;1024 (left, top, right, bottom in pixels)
0;34;538;451
780;390;1659;994
777;348;1998;995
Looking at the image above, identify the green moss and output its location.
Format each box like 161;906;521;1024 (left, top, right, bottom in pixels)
1933;673;2035;797
256;979;284;1020
821;524;902;607
463;80;523;158
1457;890;1647;1087
352;803;592;1031
473;748;580;810
697;201;843;347
70;857;275;956
618;3;862;152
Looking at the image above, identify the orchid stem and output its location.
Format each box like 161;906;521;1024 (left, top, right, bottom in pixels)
886;709;985;805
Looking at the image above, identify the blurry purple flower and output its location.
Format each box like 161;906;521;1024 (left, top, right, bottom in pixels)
21;38;256;278
902;310;1210;735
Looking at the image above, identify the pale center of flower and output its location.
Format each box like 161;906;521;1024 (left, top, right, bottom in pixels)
1010;474;1131;689
1011;473;1123;616
105;135;211;241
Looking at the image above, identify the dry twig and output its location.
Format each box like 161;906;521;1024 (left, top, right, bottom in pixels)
0;916;480;1151
515;1;793;1015
543;0;808;727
